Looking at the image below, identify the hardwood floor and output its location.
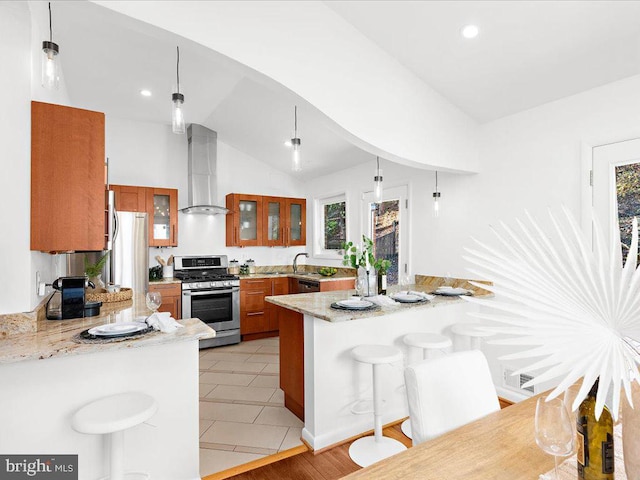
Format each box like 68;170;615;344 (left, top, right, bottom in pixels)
223;425;412;480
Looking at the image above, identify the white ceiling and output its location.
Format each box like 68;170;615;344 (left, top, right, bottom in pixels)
52;1;640;180
326;1;640;122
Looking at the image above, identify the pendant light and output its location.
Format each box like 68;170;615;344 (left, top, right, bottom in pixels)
291;106;301;172
374;156;383;203
433;171;441;217
171;46;185;134
42;2;60;90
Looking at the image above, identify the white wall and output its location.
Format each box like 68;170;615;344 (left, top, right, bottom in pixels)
106;117;308;270
94;0;479;173
0;2;32;314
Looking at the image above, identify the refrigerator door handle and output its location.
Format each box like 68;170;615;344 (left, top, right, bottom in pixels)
106;190;115;251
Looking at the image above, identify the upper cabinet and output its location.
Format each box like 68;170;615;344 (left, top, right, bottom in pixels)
285;198;306;246
147;188;178;247
226;194;306;247
226;194;263;247
31;101;106;252
111;184;178;247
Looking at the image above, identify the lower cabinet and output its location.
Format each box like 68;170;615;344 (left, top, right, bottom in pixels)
240;277;290;340
148;282;182;320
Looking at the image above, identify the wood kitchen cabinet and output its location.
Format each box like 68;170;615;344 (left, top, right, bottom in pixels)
110;184;146;212
110;185;178;247
226;193;306;247
278;307;304;420
31;101;106;252
285;198;306;246
147;187;178;247
148;282;181;320
226;194;263;247
240;276;291;341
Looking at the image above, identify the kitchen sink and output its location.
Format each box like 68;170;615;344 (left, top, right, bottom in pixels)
263;271;285;275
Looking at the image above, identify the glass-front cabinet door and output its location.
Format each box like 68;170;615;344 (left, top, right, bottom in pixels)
147;188;178;247
263;196;286;247
286;198;306;246
226;194;263;247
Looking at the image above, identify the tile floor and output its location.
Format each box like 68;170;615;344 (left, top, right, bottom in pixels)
198;337;304;478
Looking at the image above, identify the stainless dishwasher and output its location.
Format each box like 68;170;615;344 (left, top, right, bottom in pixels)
295;279;320;293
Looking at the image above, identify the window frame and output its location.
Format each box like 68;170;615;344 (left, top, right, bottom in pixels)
313;192;348;259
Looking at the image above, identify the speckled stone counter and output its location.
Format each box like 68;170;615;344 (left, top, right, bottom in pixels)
0;293;215;365
0;293;210;479
149;277;182;285
265;283;486;322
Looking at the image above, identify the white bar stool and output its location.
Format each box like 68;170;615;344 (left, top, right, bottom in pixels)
72;392;158;480
401;332;453;438
451;323;494;351
349;345;407;467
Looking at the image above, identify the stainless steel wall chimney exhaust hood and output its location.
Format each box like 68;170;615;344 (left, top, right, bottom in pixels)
181;124;228;215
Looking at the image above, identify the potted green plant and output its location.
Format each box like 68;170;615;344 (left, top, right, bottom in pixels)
84;252;109;289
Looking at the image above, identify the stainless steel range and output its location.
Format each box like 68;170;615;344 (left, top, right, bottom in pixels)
174;255;240;349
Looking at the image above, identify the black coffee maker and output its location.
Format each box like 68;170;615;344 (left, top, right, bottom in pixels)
46;276;101;320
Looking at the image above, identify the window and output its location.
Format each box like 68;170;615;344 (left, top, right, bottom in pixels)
314;193;347;258
615;162;640;260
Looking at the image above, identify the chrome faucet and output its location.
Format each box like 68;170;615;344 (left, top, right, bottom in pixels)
293;252;309;274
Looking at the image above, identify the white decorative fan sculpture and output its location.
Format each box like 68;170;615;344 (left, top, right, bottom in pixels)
463;207;640;420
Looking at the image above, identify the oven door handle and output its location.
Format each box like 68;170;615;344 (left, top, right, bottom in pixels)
183;289;238;296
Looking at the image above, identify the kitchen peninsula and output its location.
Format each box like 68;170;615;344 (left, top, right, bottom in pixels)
266;276;490;451
0;295;214;480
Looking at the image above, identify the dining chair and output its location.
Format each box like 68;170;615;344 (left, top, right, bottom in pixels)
404;349;500;445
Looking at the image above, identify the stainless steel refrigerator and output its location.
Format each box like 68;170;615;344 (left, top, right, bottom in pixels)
110;211;149;294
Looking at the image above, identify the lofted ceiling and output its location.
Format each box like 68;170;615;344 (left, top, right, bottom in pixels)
326;1;640;123
52;1;640;180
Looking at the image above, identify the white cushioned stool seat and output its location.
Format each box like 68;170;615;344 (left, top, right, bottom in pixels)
72;392;157;480
349;345;406;467
451;322;494;350
352;344;403;365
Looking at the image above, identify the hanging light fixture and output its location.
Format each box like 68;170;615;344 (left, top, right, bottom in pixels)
291;106;301;172
374;156;383;203
433;171;441;217
171;46;185;134
42;2;60;90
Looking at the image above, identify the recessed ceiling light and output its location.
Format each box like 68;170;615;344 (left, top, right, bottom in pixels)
283;140;292;147
140;89;152;97
461;25;479;39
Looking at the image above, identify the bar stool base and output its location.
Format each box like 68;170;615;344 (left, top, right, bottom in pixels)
348;436;407;467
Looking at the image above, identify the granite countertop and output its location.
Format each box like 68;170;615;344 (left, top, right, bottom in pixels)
265;284;484;323
149;277;182;285
240;272;355;282
0;293;215;365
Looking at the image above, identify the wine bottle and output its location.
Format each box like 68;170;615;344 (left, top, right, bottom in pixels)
577;378;614;480
377;273;387;295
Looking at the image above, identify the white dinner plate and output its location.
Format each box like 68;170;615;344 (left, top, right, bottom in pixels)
435;287;470;296
336;299;374;309
88;322;147;336
391;293;423;303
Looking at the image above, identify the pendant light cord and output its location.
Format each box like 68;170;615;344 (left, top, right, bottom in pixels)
377;156;380;175
294;106;298;137
435;171;439;193
176;46;180;94
48;2;53;42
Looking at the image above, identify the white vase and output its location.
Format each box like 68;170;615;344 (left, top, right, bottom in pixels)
357;267;377;297
622;381;640;479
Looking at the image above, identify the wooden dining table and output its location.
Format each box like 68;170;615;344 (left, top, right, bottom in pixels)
343;393;556;479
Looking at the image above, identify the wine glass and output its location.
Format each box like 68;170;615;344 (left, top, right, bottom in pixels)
145;292;162;314
534;397;575;479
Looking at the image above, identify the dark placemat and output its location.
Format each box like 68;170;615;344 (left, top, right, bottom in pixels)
330;302;381;312
73;326;155;344
391;297;430;304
